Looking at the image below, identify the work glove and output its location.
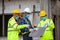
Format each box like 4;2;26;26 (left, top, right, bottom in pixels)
29;27;39;32
34;28;39;31
29;29;34;32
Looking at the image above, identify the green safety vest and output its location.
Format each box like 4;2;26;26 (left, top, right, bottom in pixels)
38;18;55;40
7;17;27;40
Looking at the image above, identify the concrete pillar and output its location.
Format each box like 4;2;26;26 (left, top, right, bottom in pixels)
48;0;51;18
56;16;60;40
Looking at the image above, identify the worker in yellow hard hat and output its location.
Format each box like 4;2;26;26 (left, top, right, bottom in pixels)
12;9;22;17
7;9;29;40
39;10;46;17
38;10;55;40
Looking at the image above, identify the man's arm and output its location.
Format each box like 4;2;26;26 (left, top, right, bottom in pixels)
49;19;55;30
8;18;29;30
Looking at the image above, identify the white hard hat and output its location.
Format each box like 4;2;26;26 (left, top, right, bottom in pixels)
24;8;31;13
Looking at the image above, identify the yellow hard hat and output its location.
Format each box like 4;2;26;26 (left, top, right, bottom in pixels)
12;9;21;14
39;10;46;17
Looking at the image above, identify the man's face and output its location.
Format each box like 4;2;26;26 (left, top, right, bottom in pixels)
13;13;21;20
40;16;44;18
13;13;21;17
21;13;27;17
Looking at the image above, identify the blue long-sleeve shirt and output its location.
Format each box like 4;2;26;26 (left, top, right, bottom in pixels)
17;17;32;32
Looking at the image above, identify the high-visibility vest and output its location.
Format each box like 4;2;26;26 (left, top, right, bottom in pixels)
38;18;55;40
7;17;27;40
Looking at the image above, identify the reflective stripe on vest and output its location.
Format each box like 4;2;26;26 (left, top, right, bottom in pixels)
8;30;18;32
16;25;18;29
8;23;18;31
8;23;16;28
46;30;51;31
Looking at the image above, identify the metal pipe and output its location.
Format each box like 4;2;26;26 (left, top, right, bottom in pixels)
2;0;4;36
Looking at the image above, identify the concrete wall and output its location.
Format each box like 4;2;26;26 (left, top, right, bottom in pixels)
4;0;41;26
51;0;60;40
56;1;60;40
0;0;2;14
0;0;49;26
33;13;40;26
4;0;40;13
51;0;60;15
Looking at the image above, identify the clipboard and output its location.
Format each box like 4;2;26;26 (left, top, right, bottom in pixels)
29;27;46;37
29;22;48;37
